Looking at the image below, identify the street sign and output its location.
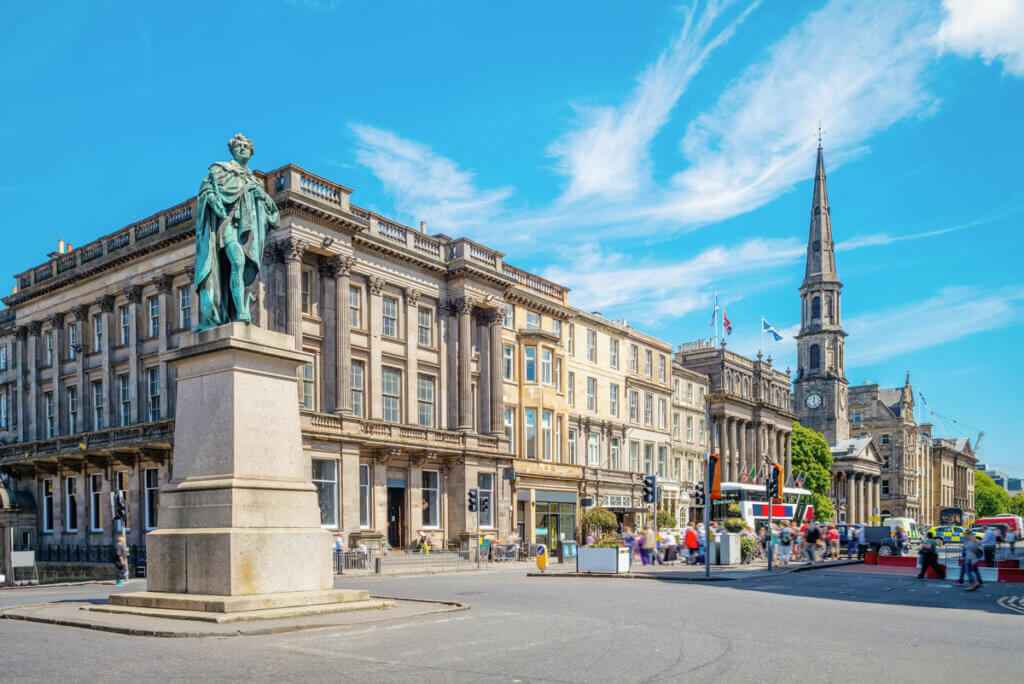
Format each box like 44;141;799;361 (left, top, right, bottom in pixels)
535;544;547;572
580;497;594;507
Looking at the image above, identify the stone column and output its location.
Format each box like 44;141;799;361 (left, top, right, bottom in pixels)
282;238;305;351
14;326;27;442
736;419;746;479
443;303;458;429
405;288;421;426
860;473;869;525
154;275;173;419
49;313;64;435
98;295;115;429
724;418;734;481
72;305;89;431
475;311;489;435
746;422;755;478
849;472;859;524
456;296;474;431
873;476;880;525
339;442;361;534
367;276;385;420
487;310;503;436
27;321;41;440
318;256;340;412
334;256;355;415
125;285;142;425
784;433;792;484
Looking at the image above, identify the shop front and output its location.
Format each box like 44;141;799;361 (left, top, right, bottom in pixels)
516;489;578;557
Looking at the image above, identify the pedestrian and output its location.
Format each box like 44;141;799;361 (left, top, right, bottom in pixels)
684;522;700;565
804;521;821;563
846;526;858;560
981;526;998;566
697;523;707;564
826;524;840;560
960;535;983;590
894;527;908;556
916;532;942;580
856;524;868;560
1006;528;1018;555
113;534;129;586
640;525;657;565
778;522;793;566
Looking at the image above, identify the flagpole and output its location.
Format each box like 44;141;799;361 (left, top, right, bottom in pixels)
760;316;764;357
714;291;719;347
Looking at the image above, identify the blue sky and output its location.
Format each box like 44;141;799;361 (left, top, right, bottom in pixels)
2;1;1022;475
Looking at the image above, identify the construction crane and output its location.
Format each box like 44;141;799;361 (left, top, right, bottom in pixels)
917;391;985;460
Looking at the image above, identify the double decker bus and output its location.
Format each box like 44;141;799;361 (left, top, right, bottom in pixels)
709;483;815;529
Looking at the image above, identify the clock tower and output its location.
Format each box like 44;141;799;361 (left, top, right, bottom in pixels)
794;143;848;444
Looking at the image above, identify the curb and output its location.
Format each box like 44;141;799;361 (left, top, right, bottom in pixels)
0;597;468;638
526;559;862;582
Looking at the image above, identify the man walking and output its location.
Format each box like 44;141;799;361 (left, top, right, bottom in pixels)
804;521;821;563
917;532;942;580
684;523;700;565
113;534;129;587
640;525;657;565
981;526;998;566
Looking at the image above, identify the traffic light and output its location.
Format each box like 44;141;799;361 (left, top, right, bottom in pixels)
112;491;128;522
771;464;783;503
467;488;478;512
693;483;705;506
642;475;657;504
479;495;490;515
708;454;721;501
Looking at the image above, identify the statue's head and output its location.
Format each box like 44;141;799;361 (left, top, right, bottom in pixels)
228;134;254;164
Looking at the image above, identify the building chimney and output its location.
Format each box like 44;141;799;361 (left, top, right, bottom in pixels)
58;239;66;254
420;221;427;233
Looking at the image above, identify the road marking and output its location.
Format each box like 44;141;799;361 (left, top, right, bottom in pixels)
996;596;1024;615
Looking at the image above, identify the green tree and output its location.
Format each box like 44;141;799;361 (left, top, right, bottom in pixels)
791;422;834;522
1011;493;1024;518
582;507;617;534
975;471;1013;517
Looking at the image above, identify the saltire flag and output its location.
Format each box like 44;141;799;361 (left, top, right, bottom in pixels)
918;391;928;406
709;292;718;326
723;309;732;335
762;318;783;341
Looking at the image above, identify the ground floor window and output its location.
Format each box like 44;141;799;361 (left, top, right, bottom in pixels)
422;470;440;528
65;477;78;531
90;473;102;531
144;468;159;530
359;464;371;528
42;479;54;532
312;459;337;527
534;501;576;553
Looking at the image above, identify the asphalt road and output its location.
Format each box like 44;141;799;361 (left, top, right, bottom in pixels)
1;566;1022;683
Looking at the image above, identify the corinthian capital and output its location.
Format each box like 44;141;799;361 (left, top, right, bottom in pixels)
281;237;306;263
153;274;173;294
368;276;386;296
98;295;116;313
405;288;422;307
48;313;65;330
73;304;91;322
124;285;143;303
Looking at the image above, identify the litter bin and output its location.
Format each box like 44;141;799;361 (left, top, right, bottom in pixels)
560;541;578;563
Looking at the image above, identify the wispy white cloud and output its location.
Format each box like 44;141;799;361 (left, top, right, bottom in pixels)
658;0;940;225
547;0;758;204
350;124;513;232
540;237;804;326
936;0;1024;77
845;285;1024;366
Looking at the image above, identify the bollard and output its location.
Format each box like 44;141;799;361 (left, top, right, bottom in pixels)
375;556;382;575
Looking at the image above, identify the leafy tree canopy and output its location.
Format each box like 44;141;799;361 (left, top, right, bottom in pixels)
975;471;1014;517
582;507;617;533
791;422;834;522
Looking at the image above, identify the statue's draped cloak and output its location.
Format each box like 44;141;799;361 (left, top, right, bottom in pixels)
194;161;279;329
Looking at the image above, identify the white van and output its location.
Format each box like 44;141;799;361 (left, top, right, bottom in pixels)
881;517;921;544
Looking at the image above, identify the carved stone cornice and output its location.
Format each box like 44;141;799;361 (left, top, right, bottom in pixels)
368;276;386;296
281;237;306;263
153;274;173;294
73;304;91;322
15;326;28;341
27;321;42;337
124;285;143;304
184;265;195;282
48;313;65;330
98;295;116;313
405;289;422;307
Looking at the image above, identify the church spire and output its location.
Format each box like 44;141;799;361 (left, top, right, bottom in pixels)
803;143;838;285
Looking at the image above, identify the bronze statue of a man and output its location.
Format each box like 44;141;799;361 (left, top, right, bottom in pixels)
193;134;279;330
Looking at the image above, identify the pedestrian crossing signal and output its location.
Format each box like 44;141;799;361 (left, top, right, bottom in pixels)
768;464;783;504
468;488;478;512
642;475;657;503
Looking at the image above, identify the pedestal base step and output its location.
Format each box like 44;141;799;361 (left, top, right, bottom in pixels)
109;588;368;613
91;591;389;624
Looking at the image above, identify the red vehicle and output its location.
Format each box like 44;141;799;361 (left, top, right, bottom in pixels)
973;515;1023;536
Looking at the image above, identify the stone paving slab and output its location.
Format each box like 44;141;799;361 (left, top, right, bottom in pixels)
0;596;466;637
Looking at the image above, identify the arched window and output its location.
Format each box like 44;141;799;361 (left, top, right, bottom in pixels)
728;374;734;393
809;344;820;369
811;296;821;319
743;378;749;398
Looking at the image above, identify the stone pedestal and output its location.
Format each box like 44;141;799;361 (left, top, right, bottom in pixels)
119;323;348;615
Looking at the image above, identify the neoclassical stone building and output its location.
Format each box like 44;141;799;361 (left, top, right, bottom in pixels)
675;340;796;485
0;159;713;557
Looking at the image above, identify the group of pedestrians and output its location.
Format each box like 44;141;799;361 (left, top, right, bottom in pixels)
611;521;711;566
756;520;843;565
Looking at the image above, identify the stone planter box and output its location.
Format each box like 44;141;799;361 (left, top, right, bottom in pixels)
577;546;631;574
716;534;742;565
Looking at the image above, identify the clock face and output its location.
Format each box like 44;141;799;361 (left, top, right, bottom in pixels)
806;393;822;410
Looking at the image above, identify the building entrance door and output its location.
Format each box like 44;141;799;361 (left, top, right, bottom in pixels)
387;487;405;549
